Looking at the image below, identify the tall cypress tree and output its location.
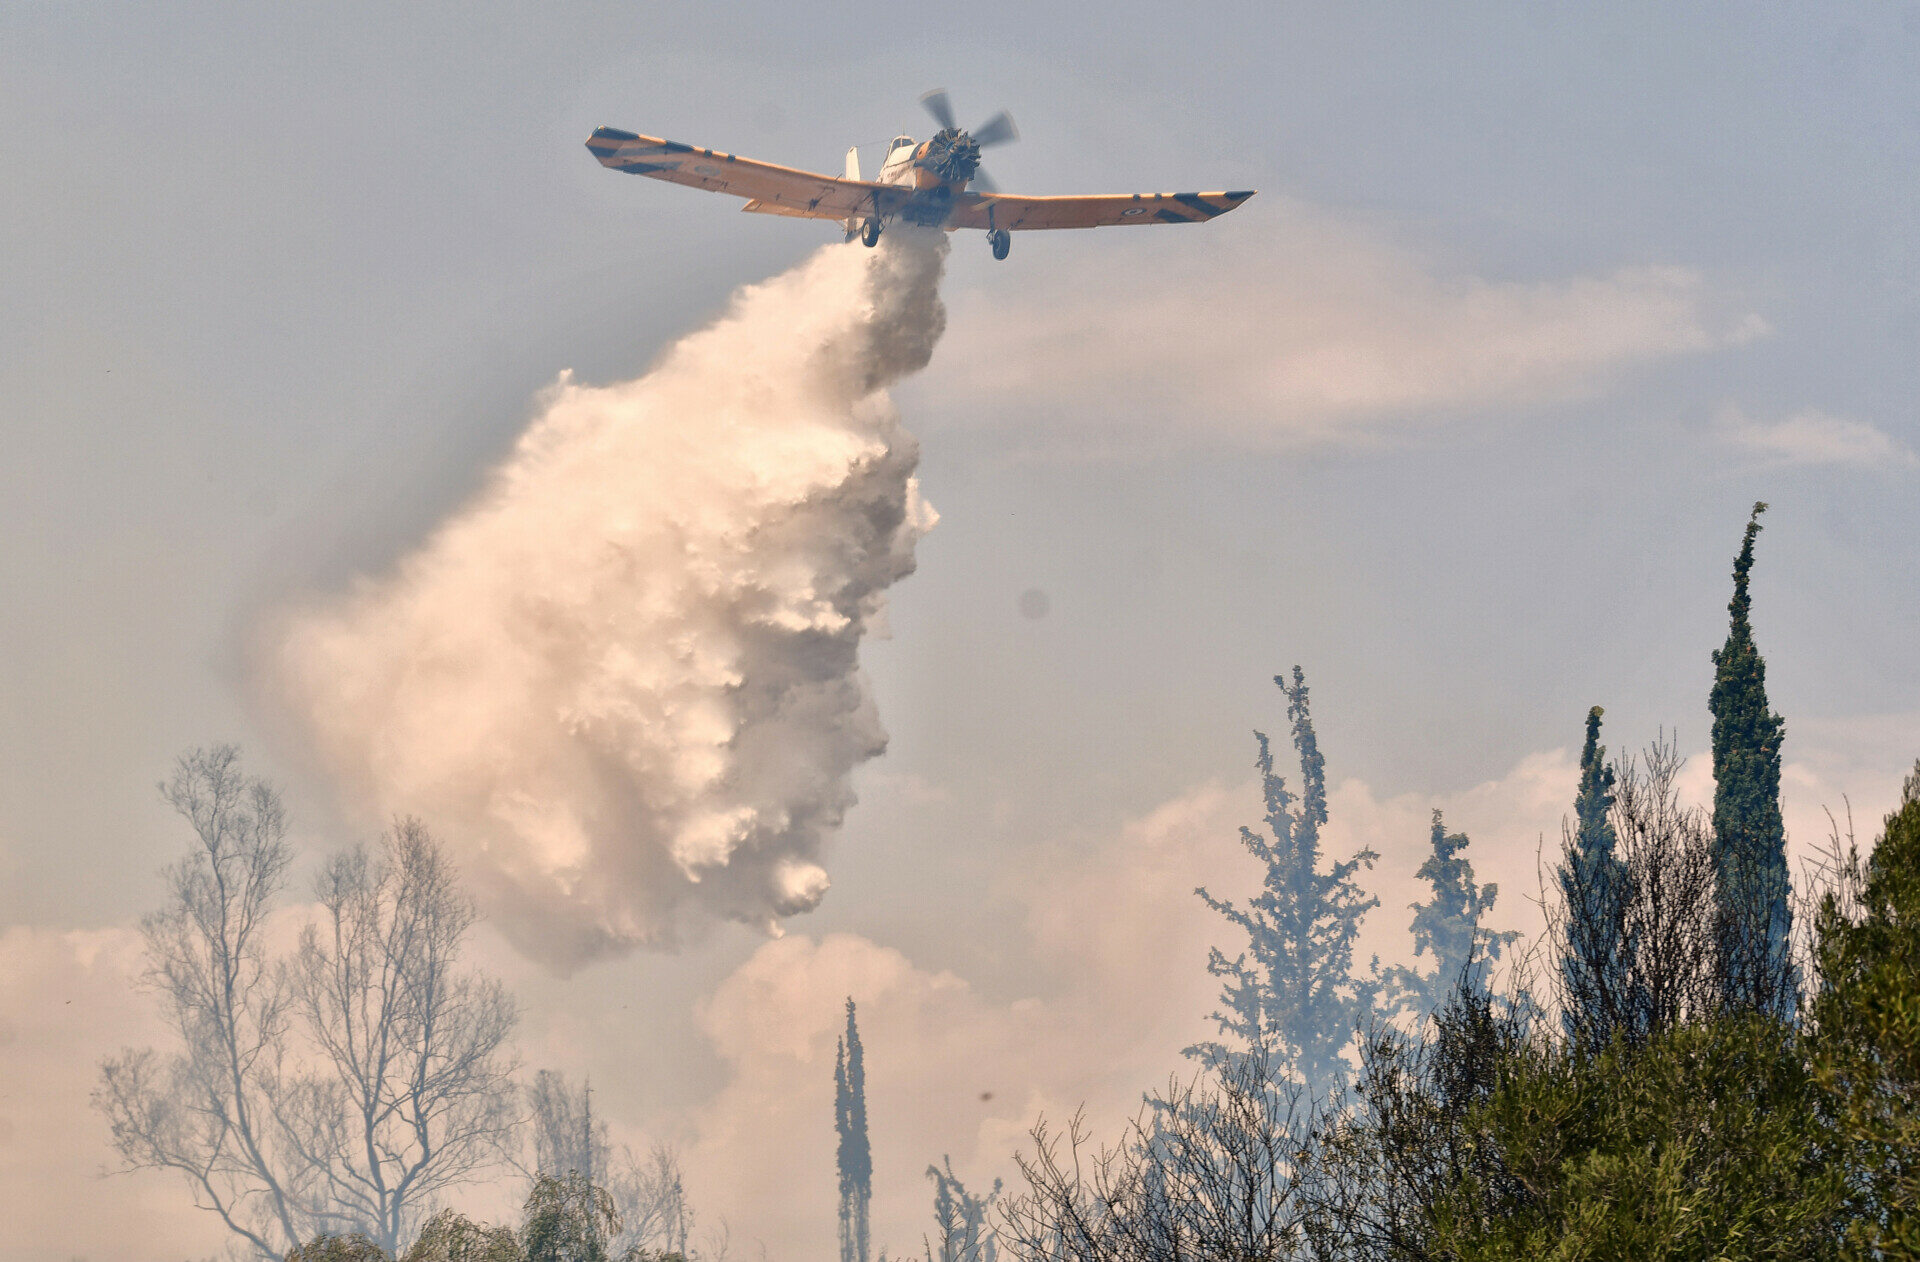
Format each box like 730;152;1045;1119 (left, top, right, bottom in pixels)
1559;706;1633;1045
1708;502;1794;1017
834;998;872;1262
1190;667;1382;1103
1387;810;1519;1025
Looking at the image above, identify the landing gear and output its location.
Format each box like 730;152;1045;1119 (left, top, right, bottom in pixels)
988;228;1010;260
861;218;882;248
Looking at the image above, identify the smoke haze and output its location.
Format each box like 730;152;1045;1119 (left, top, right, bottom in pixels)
272;232;948;970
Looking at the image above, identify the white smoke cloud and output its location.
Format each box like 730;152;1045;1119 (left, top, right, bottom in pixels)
666;754;1583;1259
271;233;949;970
919;196;1767;453
1711;402;1920;470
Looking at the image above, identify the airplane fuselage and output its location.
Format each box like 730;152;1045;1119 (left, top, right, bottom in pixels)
876;136;939;188
867;135;974;227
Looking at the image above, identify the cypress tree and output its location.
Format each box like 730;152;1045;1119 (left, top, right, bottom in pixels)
1389;810;1519;1025
1708;502;1794;1016
1573;708;1619;866
834;998;872;1262
1559;706;1633;1044
1190;667;1382;1103
579;1078;594;1187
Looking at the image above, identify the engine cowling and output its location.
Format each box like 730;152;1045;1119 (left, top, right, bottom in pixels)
918;128;982;185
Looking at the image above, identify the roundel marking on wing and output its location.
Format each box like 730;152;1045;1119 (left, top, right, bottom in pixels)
1121;206;1146;217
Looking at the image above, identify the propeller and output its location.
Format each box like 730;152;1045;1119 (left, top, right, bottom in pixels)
970;110;1018;148
916;89;1018;186
919;88;958;133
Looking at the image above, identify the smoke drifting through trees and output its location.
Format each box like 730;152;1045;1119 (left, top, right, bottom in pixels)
1001;1048;1317;1261
273;233;949;971
914;1157;1000;1262
525;1070;691;1258
1189;668;1381;1104
527;1070;606;1189
95;749;518;1260
985;509;1917;1258
1383;810;1518;1025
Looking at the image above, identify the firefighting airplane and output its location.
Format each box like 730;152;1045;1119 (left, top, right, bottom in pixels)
586;90;1254;260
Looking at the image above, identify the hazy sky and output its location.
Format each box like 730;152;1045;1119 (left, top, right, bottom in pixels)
5;4;1919;1259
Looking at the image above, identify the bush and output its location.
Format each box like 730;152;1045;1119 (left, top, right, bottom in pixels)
402;1210;522;1262
521;1172;624;1262
286;1235;391;1262
1811;762;1920;1259
1447;1015;1846;1260
1329;985;1849;1258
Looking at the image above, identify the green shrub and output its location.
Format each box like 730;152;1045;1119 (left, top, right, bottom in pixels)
286;1234;391;1262
1811;764;1920;1260
1438;1015;1846;1260
402;1209;522;1262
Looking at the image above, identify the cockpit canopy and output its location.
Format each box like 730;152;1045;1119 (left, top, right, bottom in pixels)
888;135;915;152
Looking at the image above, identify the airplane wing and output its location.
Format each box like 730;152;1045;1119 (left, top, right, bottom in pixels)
586;127;904;221
947;190;1255;231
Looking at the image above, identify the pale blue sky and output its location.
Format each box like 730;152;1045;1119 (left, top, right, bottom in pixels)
3;4;1918;1256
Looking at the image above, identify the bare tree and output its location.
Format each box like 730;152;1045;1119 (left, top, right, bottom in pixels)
610;1143;693;1259
95;748;519;1259
999;1048;1318;1262
1550;738;1731;1048
1318;975;1539;1261
525;1071;691;1259
695;1219;731;1262
909;1157;999;1262
527;1069;607;1186
96;747;308;1256
287;817;519;1249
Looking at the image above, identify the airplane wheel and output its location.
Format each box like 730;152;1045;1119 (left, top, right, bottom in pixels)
861;219;882;248
989;229;1010;260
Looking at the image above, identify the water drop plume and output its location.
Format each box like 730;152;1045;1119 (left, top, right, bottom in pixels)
272;231;948;971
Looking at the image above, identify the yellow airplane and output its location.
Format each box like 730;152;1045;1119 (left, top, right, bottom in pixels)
586;90;1254;260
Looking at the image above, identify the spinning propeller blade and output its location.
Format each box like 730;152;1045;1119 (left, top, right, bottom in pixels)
919;89;957;132
971;110;1018;148
915;91;1019;187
